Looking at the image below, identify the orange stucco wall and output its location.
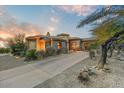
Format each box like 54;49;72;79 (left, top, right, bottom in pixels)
27;37;66;51
36;38;46;51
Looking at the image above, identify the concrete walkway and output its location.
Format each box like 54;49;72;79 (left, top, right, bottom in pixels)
0;51;88;88
0;54;9;57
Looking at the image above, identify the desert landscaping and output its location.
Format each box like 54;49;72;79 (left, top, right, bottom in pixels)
35;54;124;88
1;5;124;88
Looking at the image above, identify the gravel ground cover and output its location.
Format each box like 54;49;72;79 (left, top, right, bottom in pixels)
35;56;124;88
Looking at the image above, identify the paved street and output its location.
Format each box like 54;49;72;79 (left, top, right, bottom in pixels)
0;51;88;88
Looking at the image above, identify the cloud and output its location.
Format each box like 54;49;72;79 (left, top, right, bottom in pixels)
50;16;59;23
57;5;96;16
0;31;14;39
0;6;43;40
46;24;56;35
0;6;16;26
18;23;42;36
0;23;42;39
45;15;59;35
47;26;55;31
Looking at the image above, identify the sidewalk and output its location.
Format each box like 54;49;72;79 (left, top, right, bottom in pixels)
0;53;9;56
0;51;88;88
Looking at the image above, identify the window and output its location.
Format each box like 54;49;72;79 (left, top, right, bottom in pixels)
70;40;80;50
53;41;58;49
29;40;36;49
62;41;66;48
57;42;62;49
45;40;51;48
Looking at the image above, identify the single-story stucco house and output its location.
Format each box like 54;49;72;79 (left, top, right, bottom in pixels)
68;37;82;51
57;33;82;51
26;32;96;52
26;35;67;51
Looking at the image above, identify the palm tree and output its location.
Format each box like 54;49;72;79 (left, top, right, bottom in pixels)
77;6;124;69
77;6;124;28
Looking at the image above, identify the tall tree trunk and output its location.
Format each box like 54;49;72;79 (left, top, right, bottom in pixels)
97;44;107;69
108;46;114;58
95;30;124;70
109;48;113;57
117;46;121;55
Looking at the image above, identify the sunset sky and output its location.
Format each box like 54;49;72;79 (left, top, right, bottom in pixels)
0;5;103;39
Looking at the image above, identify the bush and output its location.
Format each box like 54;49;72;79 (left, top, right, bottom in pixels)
10;42;27;56
60;47;68;54
56;47;68;55
25;49;37;61
89;43;98;50
56;49;61;55
24;47;68;61
45;47;56;56
0;48;10;54
35;50;45;60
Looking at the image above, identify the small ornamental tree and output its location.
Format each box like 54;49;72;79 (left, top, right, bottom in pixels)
8;33;27;56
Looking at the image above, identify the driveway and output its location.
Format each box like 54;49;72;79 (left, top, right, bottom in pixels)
0;51;88;88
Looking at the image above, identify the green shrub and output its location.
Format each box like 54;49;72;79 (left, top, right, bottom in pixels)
60;47;68;54
24;47;68;61
25;49;37;61
56;47;68;54
35;50;45;60
89;43;98;50
45;47;56;56
10;42;27;56
56;49;61;55
0;48;10;54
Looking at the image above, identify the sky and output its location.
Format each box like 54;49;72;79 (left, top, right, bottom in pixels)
0;5;103;40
